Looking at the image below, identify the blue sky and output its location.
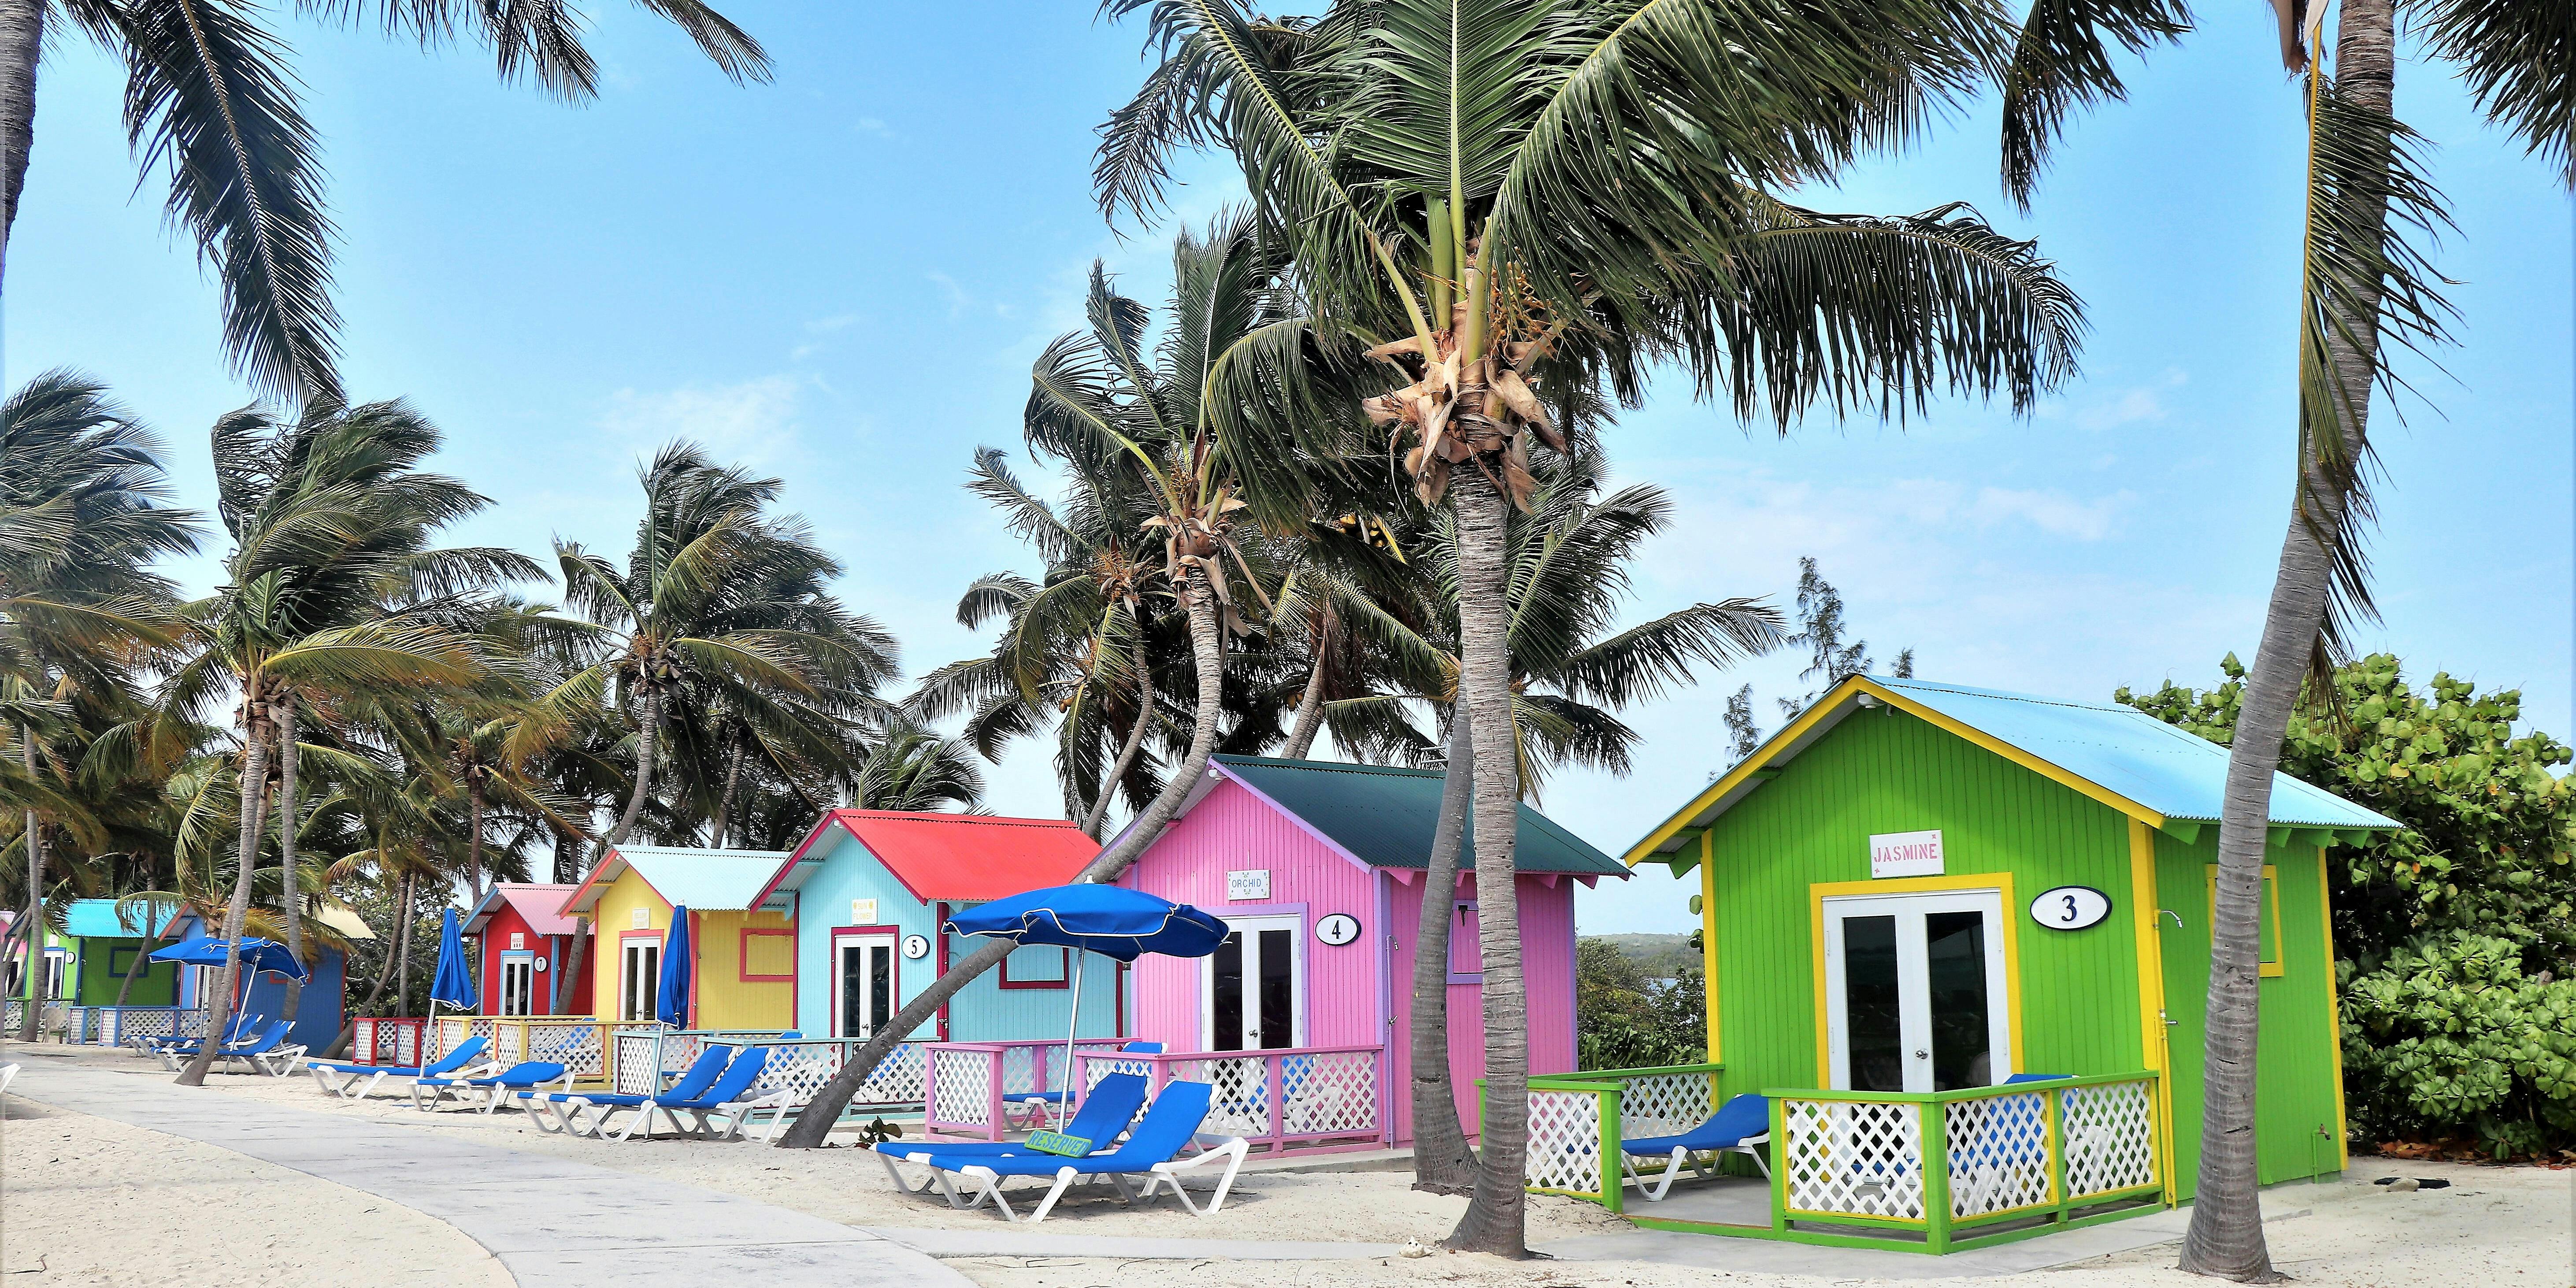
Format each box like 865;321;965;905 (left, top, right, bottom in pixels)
6;6;2567;936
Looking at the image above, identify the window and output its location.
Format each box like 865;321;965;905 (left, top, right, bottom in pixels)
108;947;148;978
2205;864;2287;977
620;939;663;1021
1447;902;1483;982
41;951;67;1000
1000;944;1070;988
740;929;795;981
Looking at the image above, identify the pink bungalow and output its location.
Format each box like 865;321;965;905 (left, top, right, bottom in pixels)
1115;754;1626;1145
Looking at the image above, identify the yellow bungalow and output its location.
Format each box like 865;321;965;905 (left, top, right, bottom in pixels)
560;845;798;1030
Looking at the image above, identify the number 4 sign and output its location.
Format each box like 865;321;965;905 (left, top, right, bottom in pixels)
2029;885;2113;931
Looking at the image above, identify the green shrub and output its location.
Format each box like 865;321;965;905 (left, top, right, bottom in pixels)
1576;936;1705;1070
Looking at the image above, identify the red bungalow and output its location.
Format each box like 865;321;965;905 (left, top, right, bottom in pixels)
463;883;593;1016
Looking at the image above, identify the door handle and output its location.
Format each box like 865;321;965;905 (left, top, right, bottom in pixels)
1914;1049;1929;1059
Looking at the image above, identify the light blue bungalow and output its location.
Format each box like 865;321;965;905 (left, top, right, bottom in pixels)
751;809;1118;1044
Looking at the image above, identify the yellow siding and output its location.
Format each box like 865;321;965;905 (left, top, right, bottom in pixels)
693;909;797;1029
589;872;667;1024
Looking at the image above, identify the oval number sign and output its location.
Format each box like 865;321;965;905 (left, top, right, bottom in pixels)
2030;885;2113;931
902;933;931;960
1315;914;1362;947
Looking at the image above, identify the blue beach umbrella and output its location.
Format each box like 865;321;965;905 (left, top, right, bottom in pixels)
946;885;1225;1126
655;907;692;1027
430;907;478;1012
151;936;310;981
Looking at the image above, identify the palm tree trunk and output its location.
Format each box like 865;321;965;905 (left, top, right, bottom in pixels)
712;738;746;848
277;698;305;1024
0;0;38;288
1080;631;1156;840
778;565;1231;1149
15;721;41;1041
1446;472;1531;1256
600;687;663;857
180;711;271;1085
113;908;172;1009
466;777;487;903
2182;4;2394;1278
399;870;421;1014
1281;606;1333;760
1409;711;1477;1191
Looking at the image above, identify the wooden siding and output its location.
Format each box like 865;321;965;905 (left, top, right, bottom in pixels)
1702;704;2148;1105
586;871;665;1023
71;938;177;1005
693;908;797;1029
787;825;1119;1043
2153;829;2345;1196
1385;870;1580;1140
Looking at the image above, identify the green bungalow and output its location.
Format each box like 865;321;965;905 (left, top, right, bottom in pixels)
1543;674;2397;1254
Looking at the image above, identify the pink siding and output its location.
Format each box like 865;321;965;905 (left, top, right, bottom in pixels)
1385;870;1579;1141
1120;771;1582;1144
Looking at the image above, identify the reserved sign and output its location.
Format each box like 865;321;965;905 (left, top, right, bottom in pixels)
1870;830;1945;878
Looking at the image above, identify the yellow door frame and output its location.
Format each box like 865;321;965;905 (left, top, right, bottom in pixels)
1806;871;2024;1087
2130;819;2178;1204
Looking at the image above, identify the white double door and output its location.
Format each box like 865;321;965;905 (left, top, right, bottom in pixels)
1202;914;1302;1051
834;933;898;1040
1822;888;2012;1093
498;955;535;1016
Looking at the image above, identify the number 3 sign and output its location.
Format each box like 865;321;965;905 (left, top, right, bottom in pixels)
2029;885;2112;931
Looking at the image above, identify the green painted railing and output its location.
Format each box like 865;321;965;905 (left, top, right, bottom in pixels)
1501;1062;1729;1215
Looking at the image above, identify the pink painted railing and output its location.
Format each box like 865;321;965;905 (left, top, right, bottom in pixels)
919;1040;1135;1140
1074;1045;1389;1155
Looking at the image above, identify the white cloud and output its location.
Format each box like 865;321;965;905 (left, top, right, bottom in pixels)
2045;368;2189;432
1969;485;2133;540
855;117;895;139
597;374;808;467
926;271;971;318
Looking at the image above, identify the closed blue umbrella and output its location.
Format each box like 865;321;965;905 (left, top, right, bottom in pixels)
655;907;692;1027
946;884;1225;1127
430;907;478;1011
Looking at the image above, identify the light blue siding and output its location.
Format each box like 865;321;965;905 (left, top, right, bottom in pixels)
789;826;1119;1043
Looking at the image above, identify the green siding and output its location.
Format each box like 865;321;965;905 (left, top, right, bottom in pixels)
1704;705;2147;1101
70;937;178;1005
2152;832;2345;1196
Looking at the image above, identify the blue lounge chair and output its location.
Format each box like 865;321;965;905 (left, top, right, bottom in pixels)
609;1045;780;1141
1006;1041;1165;1129
158;1019;291;1074
411;1060;574;1113
215;1021;307;1077
143;1012;261;1060
911;1079;1248;1223
875;1072;1153;1198
1619;1092;1773;1201
308;1035;494;1101
526;1044;732;1138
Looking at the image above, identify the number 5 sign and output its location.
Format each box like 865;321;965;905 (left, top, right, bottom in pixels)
2029;885;2113;931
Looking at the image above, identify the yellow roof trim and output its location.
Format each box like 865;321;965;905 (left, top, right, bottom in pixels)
1620;677;1862;865
1619;674;2167;868
1853;676;2166;830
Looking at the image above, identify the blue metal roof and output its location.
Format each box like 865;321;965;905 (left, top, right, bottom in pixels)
1871;677;2399;829
564;846;794;914
64;898;179;939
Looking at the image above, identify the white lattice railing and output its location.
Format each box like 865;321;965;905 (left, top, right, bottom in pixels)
352;1017;425;1066
1775;1072;2165;1251
1072;1045;1388;1155
1520;1063;1724;1207
923;1040;1133;1140
97;1006;201;1050
2;999;68;1035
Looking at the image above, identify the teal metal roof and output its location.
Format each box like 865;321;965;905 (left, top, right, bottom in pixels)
1872;677;2400;829
65;898;179;939
565;845;795;914
1212;755;1628;877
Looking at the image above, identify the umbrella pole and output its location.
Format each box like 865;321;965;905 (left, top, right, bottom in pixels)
1059;951;1084;1132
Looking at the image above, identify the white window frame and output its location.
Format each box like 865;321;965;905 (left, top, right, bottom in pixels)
831;932;899;1040
619;940;662;1022
1820;888;2012;1094
1199;914;1305;1051
498;953;536;1017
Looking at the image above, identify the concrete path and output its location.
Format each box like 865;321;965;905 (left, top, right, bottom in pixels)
876;1228;1402;1260
7;1057;974;1288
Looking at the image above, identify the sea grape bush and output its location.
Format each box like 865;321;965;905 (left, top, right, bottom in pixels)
1575;937;1706;1071
2119;654;2576;1155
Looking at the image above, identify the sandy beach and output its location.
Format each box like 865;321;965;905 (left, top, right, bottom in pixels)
5;1044;2569;1288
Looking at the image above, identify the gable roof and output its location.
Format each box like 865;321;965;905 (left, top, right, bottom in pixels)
756;810;1100;908
464;884;581;938
560;846;793;916
1626;674;2402;865
1194;755;1627;877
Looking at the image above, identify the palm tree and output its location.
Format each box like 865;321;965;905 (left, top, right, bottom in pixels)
0;2;768;407
779;209;1331;1148
159;399;511;1083
1993;0;2563;1274
535;443;898;858
1099;0;2084;1249
847;717;986;814
0;370;197;1038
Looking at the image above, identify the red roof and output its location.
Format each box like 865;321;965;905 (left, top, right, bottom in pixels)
760;810;1100;907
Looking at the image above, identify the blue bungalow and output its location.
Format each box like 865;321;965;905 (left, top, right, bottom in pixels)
170;903;373;1050
751;810;1116;1043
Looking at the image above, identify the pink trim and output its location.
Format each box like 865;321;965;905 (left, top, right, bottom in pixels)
1211;766;1377;874
687;910;702;1028
998;944;1071;990
934;904;951;1040
1387;869;1417;885
751;814;854;912
559;850;671;920
615;928;662;1022
738;927;796;982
